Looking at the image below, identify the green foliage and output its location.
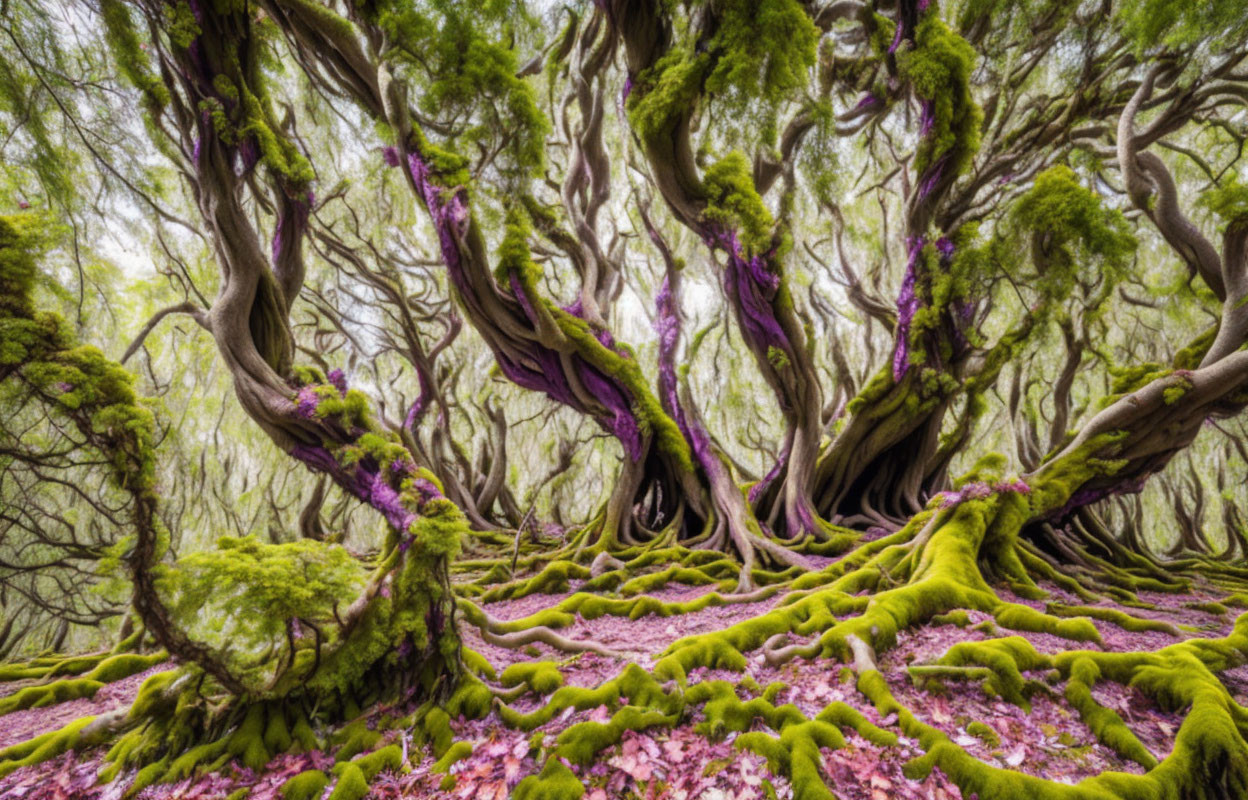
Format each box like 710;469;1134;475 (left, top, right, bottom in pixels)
99;0;169;112
0;214;159;496
368;0;547;176
158;536;366;682
0;42;75;204
1198;177;1248;229
1116;0;1248;51
1010;166;1136;297
702;0;819;106
629;0;816;144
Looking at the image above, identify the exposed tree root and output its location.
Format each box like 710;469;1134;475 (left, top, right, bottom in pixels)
8;488;1248;800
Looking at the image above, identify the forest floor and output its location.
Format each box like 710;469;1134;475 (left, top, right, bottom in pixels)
0;557;1241;800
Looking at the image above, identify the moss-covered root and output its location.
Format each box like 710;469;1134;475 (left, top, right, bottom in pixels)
280;769;329;800
864;613;1248;800
0;652;168;716
458;600;625;658
0;713;123;779
512;758;585;800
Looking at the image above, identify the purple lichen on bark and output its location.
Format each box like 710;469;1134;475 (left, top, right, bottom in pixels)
396;143;649;463
918;153;949;200
707;227;790;356
404;370;434;431
508;272;542;326
290;433;443;536
326;368;347;396
889;0;924;54
401;150;471;297
936;479;1030;508
919;99;935;138
654;275;717;474
892;236;925;382
295;386;321;419
747;450;788;504
495;349;578;407
238;137;259;173
578;364;643;461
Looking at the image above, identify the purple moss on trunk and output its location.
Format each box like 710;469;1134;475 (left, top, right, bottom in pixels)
707;227;791;363
893;236;925;382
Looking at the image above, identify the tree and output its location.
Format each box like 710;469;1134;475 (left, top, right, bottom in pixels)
2;0;1248;798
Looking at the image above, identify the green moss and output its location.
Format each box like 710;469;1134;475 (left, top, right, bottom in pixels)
994;604;1101;645
332;721;382;763
226;704;271;771
627;48;711;144
327;762;369;800
0;716;93;778
419;707;454;757
445;676;493;719
702;151;775;255
965;721;999;748
280;769;329;800
739;719;846;800
931;610;972;627
290;707;319;752
128;756;171;797
548;307;694;475
512;757;585;800
1011;166;1136;299
355;744;403;780
431;741;472;774
935;637;1053;707
83;652;167;683
618;566;722;597
896;16;981;179
1062;657;1158;769
500;661;564;695
161;740;227;784
557;706;674;765
263;707;293;754
479;560;590;602
1048;603;1178;636
0;678;104;715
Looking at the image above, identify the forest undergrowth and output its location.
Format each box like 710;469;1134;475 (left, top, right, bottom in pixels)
4;510;1248;800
